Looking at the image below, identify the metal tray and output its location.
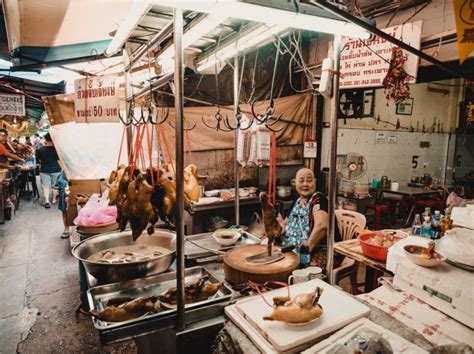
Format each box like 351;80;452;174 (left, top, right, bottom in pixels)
87;266;232;331
185;231;262;260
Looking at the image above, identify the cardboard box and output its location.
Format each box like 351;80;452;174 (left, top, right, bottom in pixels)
67;179;106;226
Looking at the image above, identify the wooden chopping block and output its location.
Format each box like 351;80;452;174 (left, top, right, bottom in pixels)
224;244;299;285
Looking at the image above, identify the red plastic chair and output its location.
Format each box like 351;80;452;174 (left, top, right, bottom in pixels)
366;204;391;230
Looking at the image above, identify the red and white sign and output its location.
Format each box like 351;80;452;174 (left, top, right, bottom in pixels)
74;74;120;123
340;21;422;89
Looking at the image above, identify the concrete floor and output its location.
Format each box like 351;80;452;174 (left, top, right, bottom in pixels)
0;198;136;354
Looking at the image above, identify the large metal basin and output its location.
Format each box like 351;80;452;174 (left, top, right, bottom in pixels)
72;229;176;283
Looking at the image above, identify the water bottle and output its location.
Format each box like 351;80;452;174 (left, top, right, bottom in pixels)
431;210;442;239
411;214;422;235
299;238;310;269
421;216;432;237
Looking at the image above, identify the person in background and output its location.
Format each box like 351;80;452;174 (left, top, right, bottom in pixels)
55;170;69;239
35;133;61;208
32;133;43;149
277;168;343;269
0;128;24;163
25;136;32;147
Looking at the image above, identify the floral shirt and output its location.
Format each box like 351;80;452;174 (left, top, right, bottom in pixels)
284;192;326;252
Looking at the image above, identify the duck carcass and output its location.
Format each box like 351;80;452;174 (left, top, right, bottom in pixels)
263;287;324;324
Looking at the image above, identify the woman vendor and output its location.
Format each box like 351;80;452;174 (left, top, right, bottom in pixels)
278;168;342;269
0;129;25;164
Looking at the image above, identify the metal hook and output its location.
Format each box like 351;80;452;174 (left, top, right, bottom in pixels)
251;99;284;131
224;106;254;131
168;117;196;131
201;107;233;132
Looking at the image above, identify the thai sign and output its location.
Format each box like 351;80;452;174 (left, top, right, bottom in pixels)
0;94;25;116
453;0;474;64
74;74;120;123
340;21;422;89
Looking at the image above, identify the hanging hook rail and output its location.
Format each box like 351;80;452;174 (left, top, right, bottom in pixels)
250;39;284;132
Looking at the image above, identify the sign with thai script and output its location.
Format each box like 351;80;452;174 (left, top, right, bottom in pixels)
74;74;119;123
340;21;422;89
453;0;474;64
0;94;25;116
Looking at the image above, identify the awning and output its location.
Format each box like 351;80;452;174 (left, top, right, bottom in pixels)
0;75;65;118
2;0;132;70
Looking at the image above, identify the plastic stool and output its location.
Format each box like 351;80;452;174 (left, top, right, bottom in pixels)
366;204;391;230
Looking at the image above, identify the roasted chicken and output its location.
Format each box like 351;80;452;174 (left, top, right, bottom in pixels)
263;287;324;324
116;167;131;231
123;174;157;240
184;164;201;202
149;168;193;226
91;296;159;322
260;192;283;256
158;275;221;305
108;165;127;205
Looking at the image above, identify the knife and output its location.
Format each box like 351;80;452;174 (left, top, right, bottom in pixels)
245;244;295;265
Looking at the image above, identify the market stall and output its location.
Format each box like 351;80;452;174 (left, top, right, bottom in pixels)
38;1;473;353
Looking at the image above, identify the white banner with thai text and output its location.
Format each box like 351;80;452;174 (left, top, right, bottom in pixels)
340;21;422;89
74;74;119;123
0;94;25;116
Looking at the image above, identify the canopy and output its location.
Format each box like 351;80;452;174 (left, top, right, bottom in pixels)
2;0;132;70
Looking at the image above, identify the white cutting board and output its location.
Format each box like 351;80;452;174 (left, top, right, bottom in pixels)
225;304;278;353
235;279;370;352
303;318;429;354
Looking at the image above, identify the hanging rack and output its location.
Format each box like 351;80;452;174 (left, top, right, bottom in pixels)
250;39;284;132
201;36;233;132
224;53;253;131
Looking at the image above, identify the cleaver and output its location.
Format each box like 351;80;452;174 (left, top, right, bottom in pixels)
245;244;295;265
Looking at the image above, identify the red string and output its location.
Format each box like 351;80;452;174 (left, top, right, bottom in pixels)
268;132;277;205
116;126;126;169
157;124;175;174
146;125;155;185
128;125;135;165
247;280;290;308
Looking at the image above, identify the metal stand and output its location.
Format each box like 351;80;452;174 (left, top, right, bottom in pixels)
326;35;342;285
233;55;240;226
173;8;186;332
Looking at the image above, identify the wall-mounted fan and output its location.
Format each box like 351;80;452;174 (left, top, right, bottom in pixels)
337;152;368;181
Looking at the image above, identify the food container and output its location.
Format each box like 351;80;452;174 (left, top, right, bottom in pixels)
212;229;241;246
72;229;176;283
277;186;291;198
204;189;220;197
404;245;446;267
77;222;119;237
358;232;403;261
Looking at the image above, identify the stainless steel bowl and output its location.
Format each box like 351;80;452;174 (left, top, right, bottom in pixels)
72;229;176;283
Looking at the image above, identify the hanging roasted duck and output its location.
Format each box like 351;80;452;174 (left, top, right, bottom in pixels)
116;166;131;231
148;168;193;227
158;275;222;305
108;164;127;205
183;164;201;202
263;287;324;324
122;173;157;240
260;192;283;256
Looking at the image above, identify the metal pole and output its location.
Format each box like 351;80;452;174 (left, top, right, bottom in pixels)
309;0;470;80
234;55;240;226
125;21;174;72
173;8;186;332
123;50;133;161
326;34;342;285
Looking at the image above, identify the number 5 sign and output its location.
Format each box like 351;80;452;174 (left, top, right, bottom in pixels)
74;74;120;123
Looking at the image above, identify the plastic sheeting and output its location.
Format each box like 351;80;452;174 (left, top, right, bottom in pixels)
50;122;128;180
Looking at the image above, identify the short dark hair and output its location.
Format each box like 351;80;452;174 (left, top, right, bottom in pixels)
0;129;8;136
44;133;52;142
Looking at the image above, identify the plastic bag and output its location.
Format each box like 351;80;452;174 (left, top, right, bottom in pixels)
236;114;252;167
73;191;117;226
437;227;474;266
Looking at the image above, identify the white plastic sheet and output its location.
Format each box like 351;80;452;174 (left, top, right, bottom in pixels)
50;122;128;179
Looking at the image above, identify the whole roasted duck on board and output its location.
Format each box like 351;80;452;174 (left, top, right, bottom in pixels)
159;275;222;305
264;287;324;324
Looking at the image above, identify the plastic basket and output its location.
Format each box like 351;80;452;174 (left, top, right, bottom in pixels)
357;232;402;262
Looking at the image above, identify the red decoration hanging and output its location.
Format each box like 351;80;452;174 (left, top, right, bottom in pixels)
382;47;414;104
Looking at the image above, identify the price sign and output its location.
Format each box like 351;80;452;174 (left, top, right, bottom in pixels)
0;94;25;116
304;141;317;158
74;74;120;123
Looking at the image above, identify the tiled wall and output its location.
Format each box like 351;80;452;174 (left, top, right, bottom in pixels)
320;128;453;184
